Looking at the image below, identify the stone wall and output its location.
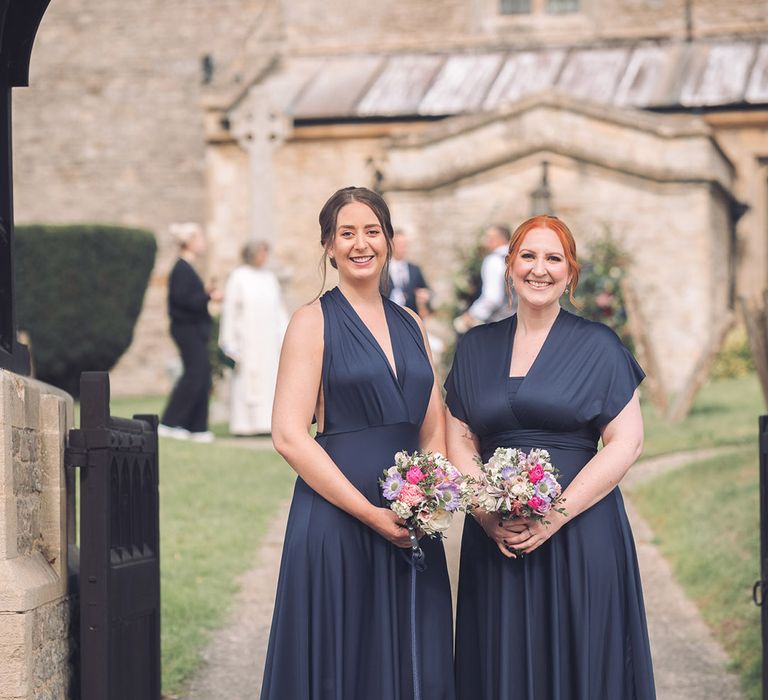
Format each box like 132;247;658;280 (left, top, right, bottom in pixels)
706;113;768;302
0;371;74;700
282;0;768;52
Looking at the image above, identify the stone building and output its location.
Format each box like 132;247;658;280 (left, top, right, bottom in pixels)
12;0;768;403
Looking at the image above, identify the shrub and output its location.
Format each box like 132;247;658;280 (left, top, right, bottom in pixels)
711;325;755;380
15;224;157;396
562;232;634;350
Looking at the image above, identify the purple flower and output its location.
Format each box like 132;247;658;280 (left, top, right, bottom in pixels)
536;474;559;499
500;466;515;480
439;485;461;512
382;474;404;501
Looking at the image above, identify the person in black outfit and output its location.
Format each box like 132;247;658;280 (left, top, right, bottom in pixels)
159;223;222;442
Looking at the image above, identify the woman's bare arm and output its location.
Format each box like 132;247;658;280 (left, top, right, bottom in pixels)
271;303;411;548
446;408;520;558
505;390;644;555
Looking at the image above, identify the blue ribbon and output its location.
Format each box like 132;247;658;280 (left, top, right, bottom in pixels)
405;525;426;700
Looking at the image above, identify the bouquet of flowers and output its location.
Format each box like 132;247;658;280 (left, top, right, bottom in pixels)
472;447;567;524
380;450;470;538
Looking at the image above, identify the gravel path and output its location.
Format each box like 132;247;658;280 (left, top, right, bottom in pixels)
182;447;744;700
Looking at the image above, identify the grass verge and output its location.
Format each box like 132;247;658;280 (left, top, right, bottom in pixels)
158;439;295;693
631;446;761;700
642;374;763;458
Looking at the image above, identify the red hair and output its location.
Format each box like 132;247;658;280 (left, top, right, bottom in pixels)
505;215;581;306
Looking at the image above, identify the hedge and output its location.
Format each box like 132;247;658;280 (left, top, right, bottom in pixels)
15;224;157;396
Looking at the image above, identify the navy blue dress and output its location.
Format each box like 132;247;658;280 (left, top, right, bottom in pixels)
445;308;655;700
261;287;455;700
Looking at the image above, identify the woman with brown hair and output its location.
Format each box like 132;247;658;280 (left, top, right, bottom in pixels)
261;187;454;699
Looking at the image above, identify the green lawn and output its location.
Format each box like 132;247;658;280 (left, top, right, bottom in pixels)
641;374;764;457
635;373;764;698
158;439;294;693
75;394;295;695
631;447;762;700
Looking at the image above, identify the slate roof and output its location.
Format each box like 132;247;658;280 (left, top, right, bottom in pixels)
278;39;768;121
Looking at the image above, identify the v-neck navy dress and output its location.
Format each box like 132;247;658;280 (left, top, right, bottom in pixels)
261;287;455;700
445;309;655;700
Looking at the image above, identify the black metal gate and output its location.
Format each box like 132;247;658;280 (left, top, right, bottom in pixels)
66;371;161;700
756;416;768;700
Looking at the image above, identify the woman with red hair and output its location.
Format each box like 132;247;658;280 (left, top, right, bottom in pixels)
445;215;655;699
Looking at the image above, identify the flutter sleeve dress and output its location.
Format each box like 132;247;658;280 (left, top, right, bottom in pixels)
445;308;655;700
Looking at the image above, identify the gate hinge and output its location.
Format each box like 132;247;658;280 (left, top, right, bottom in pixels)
64;445;89;468
753;579;766;607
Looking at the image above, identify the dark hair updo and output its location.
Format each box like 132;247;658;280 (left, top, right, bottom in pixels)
315;186;395;293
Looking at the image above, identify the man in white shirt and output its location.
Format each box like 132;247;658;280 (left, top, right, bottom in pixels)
457;224;515;332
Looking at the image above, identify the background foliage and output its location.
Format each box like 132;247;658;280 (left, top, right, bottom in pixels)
562;232;633;348
711;325;755;380
16;224;156;396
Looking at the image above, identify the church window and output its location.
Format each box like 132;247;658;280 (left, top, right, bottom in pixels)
500;0;532;14
546;0;580;13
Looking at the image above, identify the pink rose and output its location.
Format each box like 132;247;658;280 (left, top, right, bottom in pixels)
406;467;426;484
528;496;545;511
528;464;545;484
399;483;426;507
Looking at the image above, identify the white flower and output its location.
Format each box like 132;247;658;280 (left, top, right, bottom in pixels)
422;508;452;535
477;490;496;510
511;482;527;497
391;501;412;520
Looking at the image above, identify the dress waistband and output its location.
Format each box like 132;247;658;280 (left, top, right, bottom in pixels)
479;428;598;458
316;421;421;440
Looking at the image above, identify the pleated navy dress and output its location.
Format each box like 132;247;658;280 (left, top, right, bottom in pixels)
446;308;655;700
261;286;455;700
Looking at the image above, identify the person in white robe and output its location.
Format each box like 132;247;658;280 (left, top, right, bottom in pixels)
219;241;288;435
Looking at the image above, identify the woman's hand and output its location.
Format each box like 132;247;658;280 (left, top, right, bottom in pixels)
473;511;528;558
364;507;413;549
501;514;567;555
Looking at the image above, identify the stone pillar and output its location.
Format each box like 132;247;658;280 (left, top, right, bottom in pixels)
0;370;74;700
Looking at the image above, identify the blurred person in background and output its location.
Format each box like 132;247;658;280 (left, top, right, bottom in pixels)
219;241;288;436
454;224;515;334
159;222;222;442
387;229;431;314
387;229;446;361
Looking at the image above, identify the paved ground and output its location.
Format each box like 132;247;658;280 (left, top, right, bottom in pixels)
183;446;744;700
